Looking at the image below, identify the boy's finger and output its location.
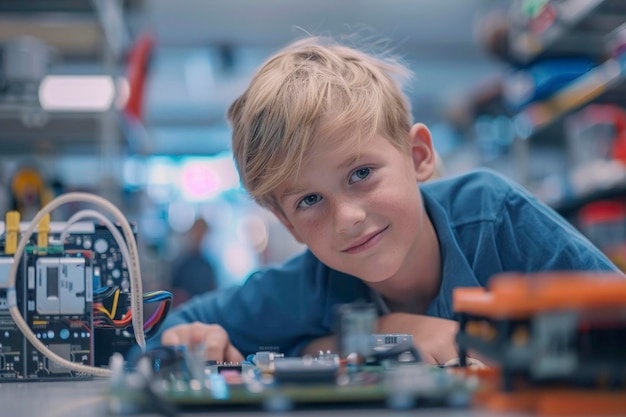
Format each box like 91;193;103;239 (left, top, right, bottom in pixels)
417;350;438;365
161;329;182;346
204;329;229;361
225;344;244;363
434;346;460;366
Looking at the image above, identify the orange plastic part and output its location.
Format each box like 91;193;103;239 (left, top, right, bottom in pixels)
454;368;626;416
476;389;626;416
454;271;626;318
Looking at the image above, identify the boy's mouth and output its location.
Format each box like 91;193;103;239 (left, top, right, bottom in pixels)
342;226;388;254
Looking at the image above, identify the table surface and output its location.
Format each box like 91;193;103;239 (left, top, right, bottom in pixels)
0;378;537;417
4;378;626;417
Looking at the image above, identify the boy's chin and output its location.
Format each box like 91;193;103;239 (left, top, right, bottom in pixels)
348;269;395;285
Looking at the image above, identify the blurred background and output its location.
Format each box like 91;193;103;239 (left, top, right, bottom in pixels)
1;0;626;296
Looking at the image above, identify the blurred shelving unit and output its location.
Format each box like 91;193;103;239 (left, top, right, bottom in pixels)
513;54;626;141
508;0;626;270
0;0;146;209
449;0;626;268
509;0;626;142
0;106;107;155
0;0;140;157
501;0;626;187
509;0;626;64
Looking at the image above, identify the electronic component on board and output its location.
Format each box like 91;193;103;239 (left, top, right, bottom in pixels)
0;216;171;381
110;295;475;414
114;345;474;413
272;357;339;384
371;333;413;351
26;254;92;378
336;301;377;359
253;351;284;371
0;247;94;380
455;271;626;415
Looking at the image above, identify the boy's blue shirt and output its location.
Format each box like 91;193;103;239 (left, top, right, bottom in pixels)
144;169;621;357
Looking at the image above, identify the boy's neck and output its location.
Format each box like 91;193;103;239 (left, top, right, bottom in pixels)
368;216;441;315
372;275;440;315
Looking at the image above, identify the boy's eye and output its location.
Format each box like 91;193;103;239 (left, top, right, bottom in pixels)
350;167;371;183
297;194;322;209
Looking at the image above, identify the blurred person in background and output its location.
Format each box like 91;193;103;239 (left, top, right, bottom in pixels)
169;217;218;306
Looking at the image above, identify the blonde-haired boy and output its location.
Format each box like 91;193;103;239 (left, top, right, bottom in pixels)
157;37;620;365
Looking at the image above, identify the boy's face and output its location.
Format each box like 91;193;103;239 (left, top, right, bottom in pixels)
271;123;437;284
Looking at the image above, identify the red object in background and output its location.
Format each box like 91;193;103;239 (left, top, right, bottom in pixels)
610;108;626;164
124;33;154;122
579;199;626;272
528;4;556;35
579;200;626;227
578;104;626;165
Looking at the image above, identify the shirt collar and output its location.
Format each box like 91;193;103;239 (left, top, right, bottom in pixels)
421;189;482;319
370;189;481;319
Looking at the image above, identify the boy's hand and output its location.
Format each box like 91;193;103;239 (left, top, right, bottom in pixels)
376;313;459;365
161;322;244;362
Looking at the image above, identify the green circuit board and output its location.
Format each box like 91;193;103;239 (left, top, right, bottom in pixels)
110;358;477;413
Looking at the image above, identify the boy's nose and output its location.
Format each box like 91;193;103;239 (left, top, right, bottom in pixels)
332;197;366;233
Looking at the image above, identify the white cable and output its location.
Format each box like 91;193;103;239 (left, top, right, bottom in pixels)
59;210;133;282
7;192;147;377
60;209;144;351
55;199;146;350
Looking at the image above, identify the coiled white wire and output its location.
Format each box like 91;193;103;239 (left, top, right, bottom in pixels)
7;193;147;377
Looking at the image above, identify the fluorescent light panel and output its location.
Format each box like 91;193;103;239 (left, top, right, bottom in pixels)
39;75;116;112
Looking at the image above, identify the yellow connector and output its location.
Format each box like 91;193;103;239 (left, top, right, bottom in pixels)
5;211;20;255
37;213;50;249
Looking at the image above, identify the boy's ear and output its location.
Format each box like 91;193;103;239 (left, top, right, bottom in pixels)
269;206;305;244
409;123;436;182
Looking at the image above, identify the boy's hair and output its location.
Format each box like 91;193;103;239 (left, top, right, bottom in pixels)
228;36;413;208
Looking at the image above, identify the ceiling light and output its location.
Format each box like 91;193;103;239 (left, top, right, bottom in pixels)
38;75;116;112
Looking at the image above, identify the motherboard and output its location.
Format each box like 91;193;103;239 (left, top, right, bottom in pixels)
0;217;152;380
109;345;477;414
109;302;477;414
